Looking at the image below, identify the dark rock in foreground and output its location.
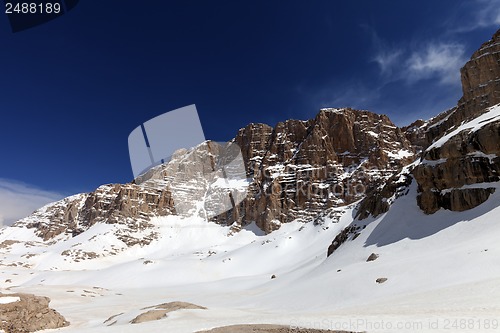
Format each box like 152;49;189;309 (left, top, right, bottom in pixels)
196;324;358;333
0;293;68;333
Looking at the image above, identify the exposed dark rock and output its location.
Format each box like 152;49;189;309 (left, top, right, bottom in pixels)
196;324;358;333
327;224;363;257
413;120;500;213
127;302;205;324
356;172;413;220
417;188;496;214
403;118;434;151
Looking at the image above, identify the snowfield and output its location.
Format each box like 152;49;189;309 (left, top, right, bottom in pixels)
1;179;500;332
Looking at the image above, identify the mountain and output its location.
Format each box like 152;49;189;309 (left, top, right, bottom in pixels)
5;108;415;249
0;29;499;333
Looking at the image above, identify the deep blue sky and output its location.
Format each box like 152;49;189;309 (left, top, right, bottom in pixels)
0;0;498;198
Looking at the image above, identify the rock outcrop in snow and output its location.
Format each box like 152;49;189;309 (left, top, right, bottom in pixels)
413;104;500;213
20;184;173;246
0;293;68;333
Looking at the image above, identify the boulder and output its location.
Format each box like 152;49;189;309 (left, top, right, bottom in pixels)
0;293;68;333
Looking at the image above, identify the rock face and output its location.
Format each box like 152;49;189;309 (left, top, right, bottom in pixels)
355;171;413;220
402;118;430;152
0;293;68;333
413;116;500;213
20;184;174;245
231;108;413;232
459;29;500;119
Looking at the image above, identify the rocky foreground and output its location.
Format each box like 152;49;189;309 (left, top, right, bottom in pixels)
197;325;357;333
0;293;68;333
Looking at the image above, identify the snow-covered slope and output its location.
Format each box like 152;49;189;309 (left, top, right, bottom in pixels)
1;106;499;331
1;177;500;332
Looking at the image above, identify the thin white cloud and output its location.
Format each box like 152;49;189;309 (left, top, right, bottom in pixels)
374;49;403;76
406;42;466;85
300;20;481;124
365;26;404;77
366;23;467;86
0;179;64;227
368;26;465;86
450;0;500;32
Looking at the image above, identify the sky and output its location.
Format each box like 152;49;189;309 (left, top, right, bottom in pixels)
0;0;499;225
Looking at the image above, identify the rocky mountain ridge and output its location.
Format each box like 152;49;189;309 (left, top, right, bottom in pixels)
5;28;500;253
13;107;414;244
